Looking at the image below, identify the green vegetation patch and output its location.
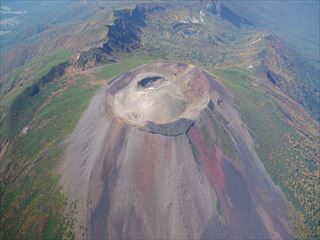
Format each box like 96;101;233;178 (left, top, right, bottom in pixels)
96;55;152;80
0;49;70;140
30;49;70;82
0;48;70;97
0;56;155;239
0;77;98;239
209;67;319;239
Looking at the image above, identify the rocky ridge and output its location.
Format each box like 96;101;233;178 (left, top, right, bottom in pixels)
257;33;320;121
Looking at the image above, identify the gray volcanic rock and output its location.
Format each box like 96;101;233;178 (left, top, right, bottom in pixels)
143;118;194;136
60;62;292;239
75;47;116;69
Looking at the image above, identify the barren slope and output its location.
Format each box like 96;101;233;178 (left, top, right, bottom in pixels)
61;62;292;239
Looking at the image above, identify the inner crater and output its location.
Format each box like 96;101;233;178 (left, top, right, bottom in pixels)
107;62;210;127
138;76;164;89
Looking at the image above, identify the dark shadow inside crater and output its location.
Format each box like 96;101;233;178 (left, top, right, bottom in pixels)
138;76;163;89
142;118;194;136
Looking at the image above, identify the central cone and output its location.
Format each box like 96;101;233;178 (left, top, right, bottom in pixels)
61;62;292;240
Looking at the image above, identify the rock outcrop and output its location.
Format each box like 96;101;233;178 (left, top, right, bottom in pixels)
200;0;251;27
103;3;166;52
75;47;116;70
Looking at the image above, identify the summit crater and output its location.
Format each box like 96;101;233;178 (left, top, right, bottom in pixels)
107;62;210;135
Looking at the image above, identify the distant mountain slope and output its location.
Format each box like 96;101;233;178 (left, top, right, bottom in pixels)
99;2;319;121
258;33;320;121
0;1;131;75
200;0;252;27
223;0;320;64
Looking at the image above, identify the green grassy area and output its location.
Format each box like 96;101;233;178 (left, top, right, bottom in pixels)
0;49;70;140
8;80;62;140
0;48;70;97
95;55;152;80
0;77;98;239
0;55;153;239
30;49;70;82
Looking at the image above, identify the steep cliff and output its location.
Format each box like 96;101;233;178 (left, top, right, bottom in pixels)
103;3;166;52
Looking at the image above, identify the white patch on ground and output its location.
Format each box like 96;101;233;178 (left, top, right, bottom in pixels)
191;17;199;24
200;10;205;23
21;126;30;135
250;38;261;44
179;19;189;24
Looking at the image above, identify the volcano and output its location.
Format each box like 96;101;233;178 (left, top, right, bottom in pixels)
60;62;292;239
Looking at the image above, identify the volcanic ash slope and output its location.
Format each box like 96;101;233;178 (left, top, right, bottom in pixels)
61;62;292;239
